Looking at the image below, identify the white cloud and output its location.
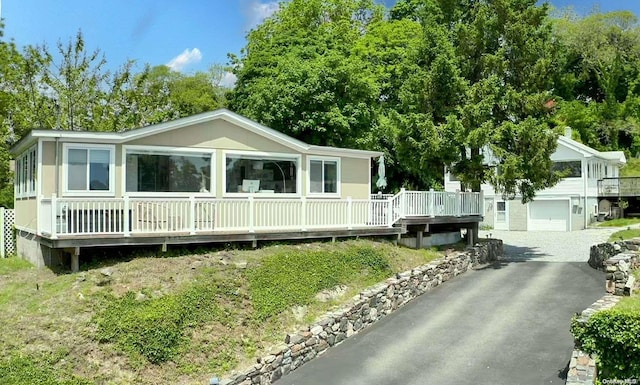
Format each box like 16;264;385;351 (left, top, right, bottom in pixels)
244;1;280;29
220;72;238;88
166;48;203;72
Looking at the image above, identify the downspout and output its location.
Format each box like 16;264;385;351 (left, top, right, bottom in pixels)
583;158;588;229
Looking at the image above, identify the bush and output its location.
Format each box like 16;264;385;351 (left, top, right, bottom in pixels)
571;309;640;379
95;282;234;364
247;245;391;320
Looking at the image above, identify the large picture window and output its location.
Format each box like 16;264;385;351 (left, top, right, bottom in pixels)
309;158;339;194
64;145;113;194
552;161;582;178
225;154;298;194
126;150;212;193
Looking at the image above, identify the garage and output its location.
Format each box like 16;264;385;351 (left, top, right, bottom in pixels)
528;200;569;231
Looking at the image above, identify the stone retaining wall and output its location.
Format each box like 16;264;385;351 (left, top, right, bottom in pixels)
221;239;503;385
605;253;638;296
589;238;640;271
567;295;621;385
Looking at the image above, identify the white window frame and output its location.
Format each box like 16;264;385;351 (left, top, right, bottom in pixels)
122;145;216;197
222;150;302;198
14;145;37;199
307;156;341;197
62;143;116;197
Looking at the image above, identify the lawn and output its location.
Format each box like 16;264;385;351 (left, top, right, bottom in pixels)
0;240;444;384
608;228;640;242
597;217;640;227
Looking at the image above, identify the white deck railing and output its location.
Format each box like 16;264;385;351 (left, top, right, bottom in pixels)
38;189;482;238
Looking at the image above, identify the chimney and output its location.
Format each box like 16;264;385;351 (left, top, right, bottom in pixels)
564;127;572;139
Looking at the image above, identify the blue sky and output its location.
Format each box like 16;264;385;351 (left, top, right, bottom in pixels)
1;0;639;83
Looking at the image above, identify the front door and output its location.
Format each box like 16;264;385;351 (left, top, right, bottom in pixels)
494;200;508;230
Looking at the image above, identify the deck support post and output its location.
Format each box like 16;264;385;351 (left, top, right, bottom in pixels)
71;247;80;273
415;231;424;249
251;239;258;249
161;243;167;253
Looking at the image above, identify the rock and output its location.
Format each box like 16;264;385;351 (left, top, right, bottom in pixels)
99;268;113;277
310;325;323;335
285;334;304;345
315;285;347;302
234;261;248;269
589;243;615;270
76;273;86;282
135;292;147;301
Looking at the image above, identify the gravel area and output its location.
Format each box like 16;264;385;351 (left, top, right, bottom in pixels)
479;228;619;262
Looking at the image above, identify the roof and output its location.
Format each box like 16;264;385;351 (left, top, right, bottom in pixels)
11;109;383;159
557;136;626;165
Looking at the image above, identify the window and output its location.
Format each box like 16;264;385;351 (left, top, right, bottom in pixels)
552;161;581;178
126;150;212;193
64;145;114;194
309;158;339;194
15;146;37;198
225;153;298;194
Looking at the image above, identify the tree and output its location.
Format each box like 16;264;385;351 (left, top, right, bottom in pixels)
229;0;384;148
392;0;562;201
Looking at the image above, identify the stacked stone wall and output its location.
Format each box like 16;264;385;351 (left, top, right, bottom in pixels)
221;239;503;385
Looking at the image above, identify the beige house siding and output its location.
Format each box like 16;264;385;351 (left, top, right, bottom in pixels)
127;120;297;154
41;141;57;196
509;200;528;231
15;198;37;231
340;157;370;199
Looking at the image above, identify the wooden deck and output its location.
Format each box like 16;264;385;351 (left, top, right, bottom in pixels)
33;190;483;267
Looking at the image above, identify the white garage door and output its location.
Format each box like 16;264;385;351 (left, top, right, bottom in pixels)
528;200;569;231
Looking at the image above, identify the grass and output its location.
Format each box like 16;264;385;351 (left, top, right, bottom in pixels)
608;228;640;242
0;256;33;275
0;240;444;384
597;218;640;227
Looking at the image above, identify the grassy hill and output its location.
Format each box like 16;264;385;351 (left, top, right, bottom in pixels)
0;240;444;384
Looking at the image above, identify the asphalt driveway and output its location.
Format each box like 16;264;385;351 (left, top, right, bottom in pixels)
277;231;608;385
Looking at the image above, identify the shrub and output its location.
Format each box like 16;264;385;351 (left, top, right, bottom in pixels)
571;309;640;379
95;281;234;364
247;245;391;320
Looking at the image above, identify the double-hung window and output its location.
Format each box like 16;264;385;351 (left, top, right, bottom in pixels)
15;145;37;198
308;157;339;195
64;144;114;195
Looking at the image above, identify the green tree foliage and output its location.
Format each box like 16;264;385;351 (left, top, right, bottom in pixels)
228;0;384;148
392;0;561;200
553;11;640;154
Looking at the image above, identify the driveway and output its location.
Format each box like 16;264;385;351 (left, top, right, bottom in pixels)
480;228;617;262
277;231;608;385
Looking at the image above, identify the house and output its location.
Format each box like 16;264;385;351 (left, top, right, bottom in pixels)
444;128;626;231
12;109;482;271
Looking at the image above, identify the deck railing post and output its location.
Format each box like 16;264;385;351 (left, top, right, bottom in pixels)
123;195;131;237
189;195;196;235
399;188;406;218
50;194;58;239
429;189;435;218
301;197;307;231
479;190;484;216
249;196;255;233
387;197;393;228
347;196;353;230
456;190;461;217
